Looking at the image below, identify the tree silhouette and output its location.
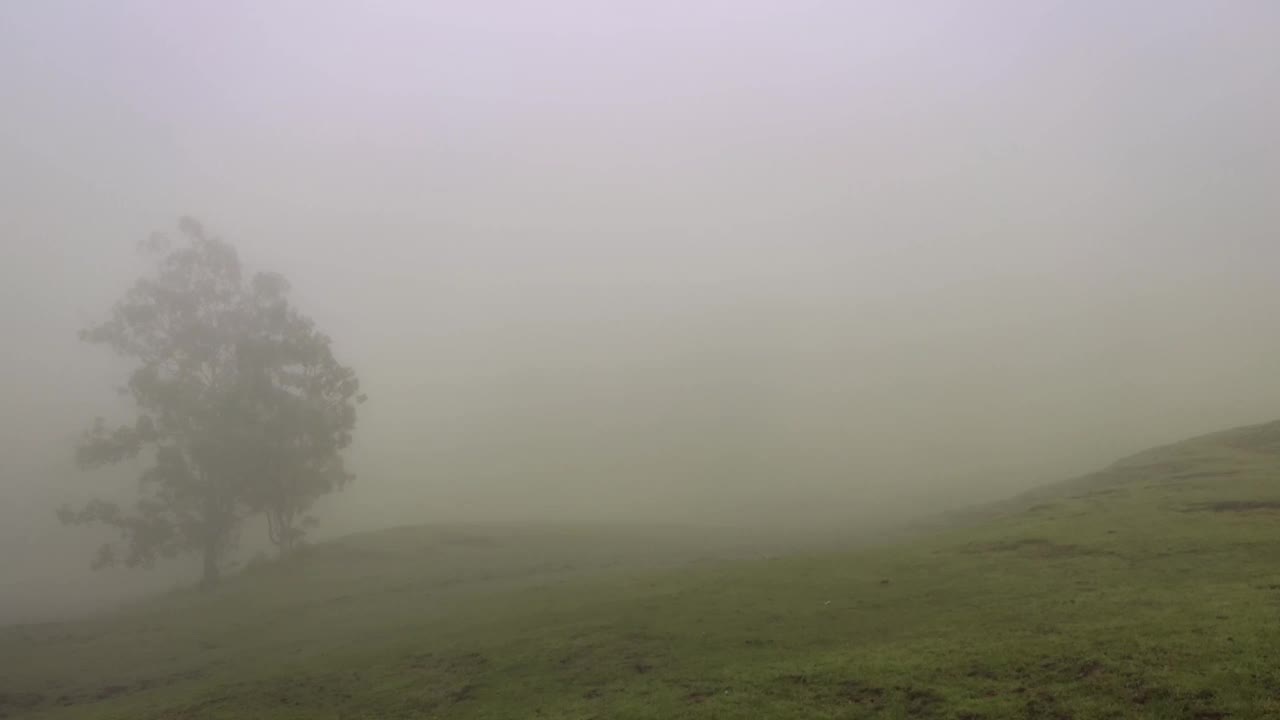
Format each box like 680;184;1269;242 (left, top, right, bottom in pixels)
59;219;364;586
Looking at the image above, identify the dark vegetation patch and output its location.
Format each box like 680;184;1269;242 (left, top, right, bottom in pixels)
245;674;351;710
1117;461;1196;479
449;684;478;703
191;653;496;717
404;650;489;674
968;538;1113;559
1144;482;1197;491
1185;500;1280;513
964;665;998;681
1021;689;1073;720
681;683;723;704
153;672;361;719
45;669;204;709
839;681;887;707
1027;657;1106;683
1173;470;1242;480
776;654;1237;719
1128;683;1174;706
93;686;129;701
902;685;944;714
1069;488;1122;500
767;675;950;714
0;691;44;718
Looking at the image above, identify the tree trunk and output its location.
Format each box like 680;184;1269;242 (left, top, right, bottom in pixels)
267;505;298;556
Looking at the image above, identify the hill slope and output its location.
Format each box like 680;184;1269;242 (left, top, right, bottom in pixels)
7;421;1280;719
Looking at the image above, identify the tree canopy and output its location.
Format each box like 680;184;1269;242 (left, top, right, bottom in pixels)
59;218;364;586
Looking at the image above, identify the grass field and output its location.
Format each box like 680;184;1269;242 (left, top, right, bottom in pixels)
7;421;1280;719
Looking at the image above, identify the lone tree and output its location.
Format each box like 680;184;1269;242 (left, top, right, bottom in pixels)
59;218;364;586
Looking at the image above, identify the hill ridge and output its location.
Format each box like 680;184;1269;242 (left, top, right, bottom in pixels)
8;419;1280;718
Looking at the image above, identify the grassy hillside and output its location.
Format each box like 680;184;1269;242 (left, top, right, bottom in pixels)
7;421;1280;719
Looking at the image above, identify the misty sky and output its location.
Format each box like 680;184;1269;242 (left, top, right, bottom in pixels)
2;1;1279;619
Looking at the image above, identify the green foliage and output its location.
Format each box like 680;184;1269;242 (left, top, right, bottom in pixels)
59;218;363;584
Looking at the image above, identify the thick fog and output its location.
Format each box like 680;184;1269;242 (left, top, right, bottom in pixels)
3;1;1279;621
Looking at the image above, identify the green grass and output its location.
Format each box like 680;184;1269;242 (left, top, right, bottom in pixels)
8;421;1280;719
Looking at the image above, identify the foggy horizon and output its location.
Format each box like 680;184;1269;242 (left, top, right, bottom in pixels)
3;0;1280;623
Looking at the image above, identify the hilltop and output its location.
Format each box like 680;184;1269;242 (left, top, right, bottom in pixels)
6;420;1280;718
